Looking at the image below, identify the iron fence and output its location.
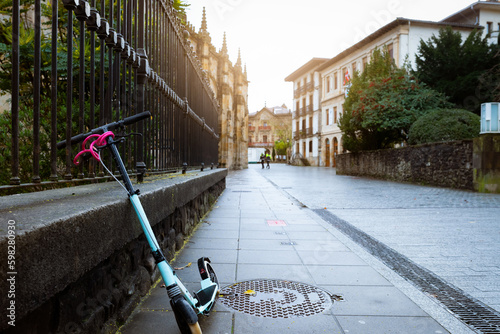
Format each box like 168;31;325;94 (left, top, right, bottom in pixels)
2;0;219;193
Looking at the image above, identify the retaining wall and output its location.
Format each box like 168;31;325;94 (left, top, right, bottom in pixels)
0;169;227;333
336;141;474;190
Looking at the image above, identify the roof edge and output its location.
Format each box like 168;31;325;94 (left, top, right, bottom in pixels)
285;58;329;82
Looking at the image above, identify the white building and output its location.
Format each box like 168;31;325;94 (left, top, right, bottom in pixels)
285;58;328;166
286;1;500;167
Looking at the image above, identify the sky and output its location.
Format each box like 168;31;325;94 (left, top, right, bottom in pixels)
185;0;476;113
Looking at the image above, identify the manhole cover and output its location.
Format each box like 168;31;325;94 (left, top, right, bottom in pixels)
219;279;334;318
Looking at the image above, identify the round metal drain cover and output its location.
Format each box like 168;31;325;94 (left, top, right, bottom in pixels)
218;279;334;318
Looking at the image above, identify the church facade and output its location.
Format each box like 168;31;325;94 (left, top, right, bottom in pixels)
185;9;249;170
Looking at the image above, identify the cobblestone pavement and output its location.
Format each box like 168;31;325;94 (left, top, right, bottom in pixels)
259;164;500;313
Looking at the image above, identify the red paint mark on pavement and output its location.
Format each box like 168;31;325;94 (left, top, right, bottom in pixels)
267;220;287;226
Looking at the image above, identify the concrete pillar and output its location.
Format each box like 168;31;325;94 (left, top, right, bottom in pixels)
473;134;500;193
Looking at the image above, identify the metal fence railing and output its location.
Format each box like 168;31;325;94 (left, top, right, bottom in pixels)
1;0;220;194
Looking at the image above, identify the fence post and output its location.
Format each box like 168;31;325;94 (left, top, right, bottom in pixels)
10;0;20;185
50;0;59;181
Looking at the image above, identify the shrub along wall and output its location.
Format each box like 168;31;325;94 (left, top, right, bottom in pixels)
336;140;473;190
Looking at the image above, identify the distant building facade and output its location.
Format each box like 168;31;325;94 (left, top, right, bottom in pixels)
186;9;249;169
286;1;500;168
248;105;292;162
285;59;328;166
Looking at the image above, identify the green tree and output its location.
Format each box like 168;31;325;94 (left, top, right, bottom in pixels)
408;108;480;145
415;27;499;114
339;48;451;152
173;0;190;15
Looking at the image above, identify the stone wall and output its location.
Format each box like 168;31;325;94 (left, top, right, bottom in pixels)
0;169;226;334
336;141;473;190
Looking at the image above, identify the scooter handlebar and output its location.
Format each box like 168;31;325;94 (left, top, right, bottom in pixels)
57;111;151;149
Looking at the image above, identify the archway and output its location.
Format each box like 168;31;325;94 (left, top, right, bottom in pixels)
333;137;338;167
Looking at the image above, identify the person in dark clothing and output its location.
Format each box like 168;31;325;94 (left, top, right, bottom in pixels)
260;153;265;169
265;153;271;169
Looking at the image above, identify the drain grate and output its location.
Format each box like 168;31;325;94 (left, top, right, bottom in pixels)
219;279;334;318
314;209;500;334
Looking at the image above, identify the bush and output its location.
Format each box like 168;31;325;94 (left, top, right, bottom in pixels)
408;108;480;145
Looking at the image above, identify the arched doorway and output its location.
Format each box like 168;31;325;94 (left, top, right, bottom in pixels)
325;139;330;167
333;137;338;167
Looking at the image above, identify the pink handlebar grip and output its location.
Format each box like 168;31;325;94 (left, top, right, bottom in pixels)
73;132;115;165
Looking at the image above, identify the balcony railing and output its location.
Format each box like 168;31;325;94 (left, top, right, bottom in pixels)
306;81;314;92
249;142;274;147
249;126;256;132
258;126;272;131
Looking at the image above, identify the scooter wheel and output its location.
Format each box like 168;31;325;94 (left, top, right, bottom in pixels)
188;322;202;334
198;257;218;285
171;297;201;334
173;314;201;334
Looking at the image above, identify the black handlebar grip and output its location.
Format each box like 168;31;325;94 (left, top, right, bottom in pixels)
57;133;87;150
122;111;152;126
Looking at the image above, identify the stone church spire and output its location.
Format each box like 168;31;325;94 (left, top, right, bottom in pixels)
221;32;228;55
201;7;208;32
236;48;242;67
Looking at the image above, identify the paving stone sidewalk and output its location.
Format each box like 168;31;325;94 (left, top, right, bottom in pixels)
119;165;480;334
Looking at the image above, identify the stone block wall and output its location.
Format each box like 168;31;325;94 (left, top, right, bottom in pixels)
336;141;474;190
0;170;226;334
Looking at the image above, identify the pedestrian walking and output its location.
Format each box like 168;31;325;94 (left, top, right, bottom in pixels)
266;153;271;169
260;153;265;169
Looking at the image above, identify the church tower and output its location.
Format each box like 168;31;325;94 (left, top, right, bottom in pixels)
187;9;249;169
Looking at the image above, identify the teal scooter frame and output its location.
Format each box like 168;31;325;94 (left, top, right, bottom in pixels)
57;111;218;334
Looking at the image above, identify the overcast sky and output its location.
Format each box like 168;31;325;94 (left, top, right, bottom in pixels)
186;0;476;113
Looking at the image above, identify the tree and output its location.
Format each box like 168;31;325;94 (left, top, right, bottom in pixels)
173;0;190;15
408;108;480;145
415;27;499;114
339;48;451;152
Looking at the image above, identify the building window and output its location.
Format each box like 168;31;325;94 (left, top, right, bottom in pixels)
309;141;313;153
334;72;338;90
296;101;300;113
326;108;329;126
326;76;331;92
334;106;338;124
352;62;357;73
342;68;348;85
362;56;368;71
387;43;394;59
249;136;252;143
263;135;267;143
487;22;493;36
